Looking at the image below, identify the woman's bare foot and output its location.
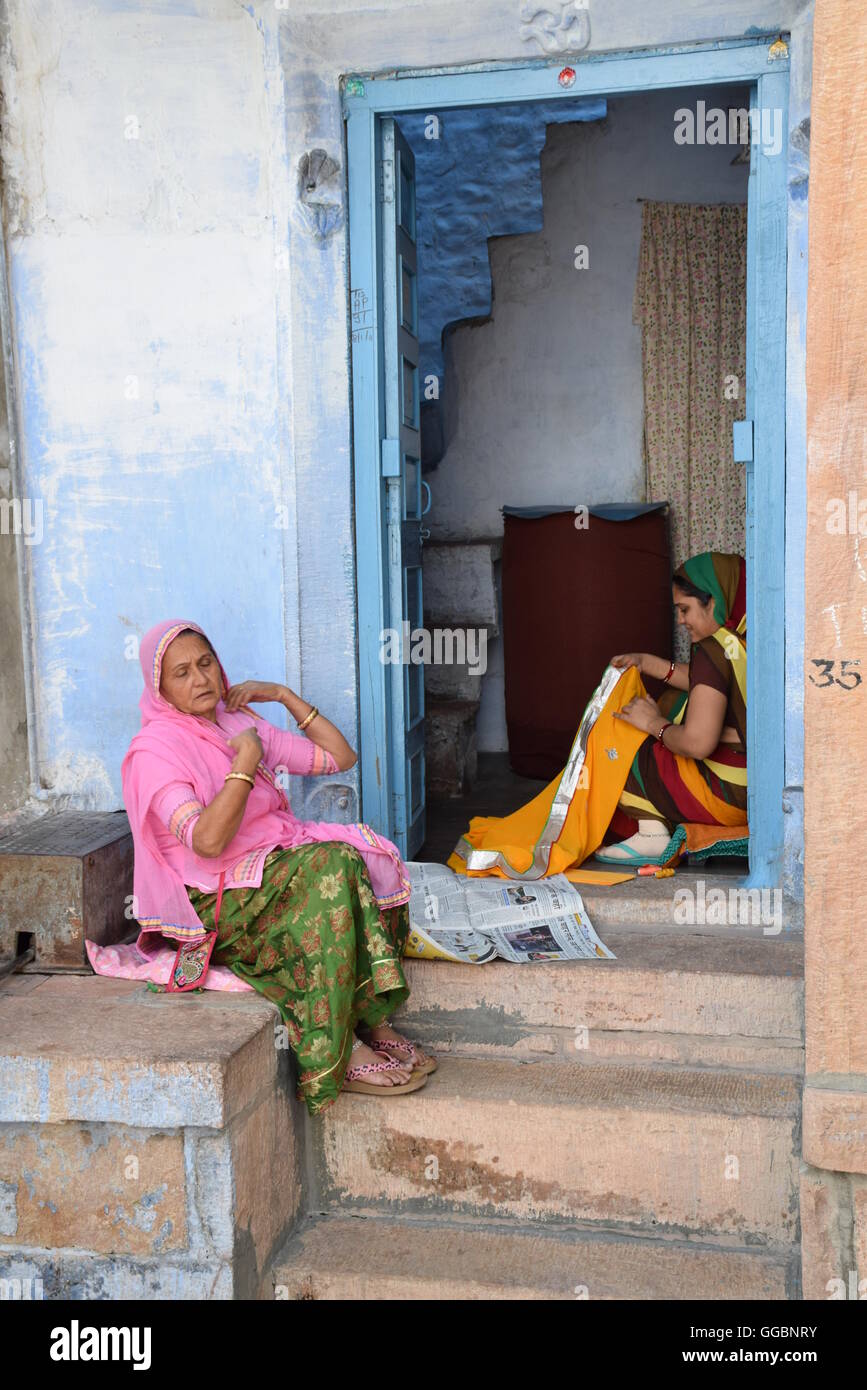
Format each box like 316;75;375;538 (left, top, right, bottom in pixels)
344;1035;413;1088
361;1022;431;1069
597;818;672;862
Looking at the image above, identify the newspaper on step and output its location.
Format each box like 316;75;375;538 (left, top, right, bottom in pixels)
404;861;615;965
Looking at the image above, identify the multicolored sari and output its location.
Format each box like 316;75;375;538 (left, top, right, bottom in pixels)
613;552;747;835
450;552;747;879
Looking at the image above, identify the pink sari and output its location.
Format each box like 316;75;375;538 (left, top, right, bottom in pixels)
88;618;409;991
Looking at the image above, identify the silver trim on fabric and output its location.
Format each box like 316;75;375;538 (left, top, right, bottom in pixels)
453;664;626;880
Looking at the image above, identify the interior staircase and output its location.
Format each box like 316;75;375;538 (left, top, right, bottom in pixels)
422;539;500;798
273;902;804;1300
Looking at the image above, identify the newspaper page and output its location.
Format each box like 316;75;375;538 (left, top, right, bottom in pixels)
405;862;498;963
405;863;615;964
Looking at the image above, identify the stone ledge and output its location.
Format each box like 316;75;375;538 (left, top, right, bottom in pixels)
0;1123;188;1256
576;874;804;933
0;976;280;1128
0;976;303;1299
0;1248;234;1300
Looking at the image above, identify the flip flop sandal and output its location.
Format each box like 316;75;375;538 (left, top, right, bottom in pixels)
370;1035;438;1076
594;843;670;866
342;1046;428;1096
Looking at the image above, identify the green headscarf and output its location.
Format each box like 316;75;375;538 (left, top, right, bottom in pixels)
673;552;746;632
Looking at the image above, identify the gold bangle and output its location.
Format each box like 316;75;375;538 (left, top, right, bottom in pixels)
297;705;319;732
225;771;255;788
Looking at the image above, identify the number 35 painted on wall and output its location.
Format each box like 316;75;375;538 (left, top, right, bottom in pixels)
809;658;862;689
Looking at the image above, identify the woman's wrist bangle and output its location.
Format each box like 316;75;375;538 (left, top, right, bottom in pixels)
656;721;674;744
297;705;319;732
225;771;255;788
663;660;676;683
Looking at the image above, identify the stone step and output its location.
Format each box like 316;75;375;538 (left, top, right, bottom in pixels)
395;929;804;1071
425;699;480;798
424;655;485;703
575;872;796;935
313;1055;801;1244
273;1214;795;1301
422;540;501;631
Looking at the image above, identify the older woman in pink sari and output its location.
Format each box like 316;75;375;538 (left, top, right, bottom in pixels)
119;619;434;1113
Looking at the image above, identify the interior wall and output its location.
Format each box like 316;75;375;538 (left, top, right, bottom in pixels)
429;84;751;545
420;85;749;750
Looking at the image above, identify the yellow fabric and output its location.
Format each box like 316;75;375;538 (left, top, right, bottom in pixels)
562;868;635;885
673;752;748;827
618;789;661;817
448;666;648;878
703;757;748;786
708;614;747;708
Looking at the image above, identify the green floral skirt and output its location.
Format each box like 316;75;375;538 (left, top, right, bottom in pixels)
187;841;410;1114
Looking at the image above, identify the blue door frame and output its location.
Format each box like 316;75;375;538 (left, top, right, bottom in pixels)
345;37;789;886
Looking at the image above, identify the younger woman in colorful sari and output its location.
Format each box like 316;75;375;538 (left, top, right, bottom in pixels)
450;552;747;878
596;550;747;863
121;619;434;1114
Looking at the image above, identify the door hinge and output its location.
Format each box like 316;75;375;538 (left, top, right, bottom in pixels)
381;438;401;477
380;158;394;204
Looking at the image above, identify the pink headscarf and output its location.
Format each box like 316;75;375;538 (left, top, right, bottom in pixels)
121;619;410;944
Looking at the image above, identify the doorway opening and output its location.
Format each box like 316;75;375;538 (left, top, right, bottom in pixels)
346;42;788;885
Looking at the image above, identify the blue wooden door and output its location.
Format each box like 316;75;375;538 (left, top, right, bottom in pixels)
740;70;788;886
380;117;425;858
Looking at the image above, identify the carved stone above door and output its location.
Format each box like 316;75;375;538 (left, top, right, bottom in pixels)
518;1;591;55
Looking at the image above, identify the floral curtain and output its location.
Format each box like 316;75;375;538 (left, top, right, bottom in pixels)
633;201;747;583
